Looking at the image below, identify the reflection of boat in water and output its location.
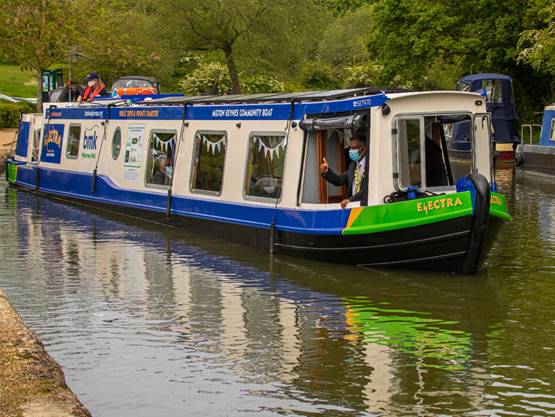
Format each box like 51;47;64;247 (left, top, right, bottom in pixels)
450;74;519;162
516;103;555;176
4;185;504;415
5;88;511;273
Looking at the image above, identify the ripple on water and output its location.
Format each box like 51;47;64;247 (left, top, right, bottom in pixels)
1;173;555;416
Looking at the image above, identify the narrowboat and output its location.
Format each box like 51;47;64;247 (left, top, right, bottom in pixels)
516;103;555;175
4;88;512;274
450;74;519;161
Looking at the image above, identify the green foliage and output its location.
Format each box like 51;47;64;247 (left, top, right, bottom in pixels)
317;0;368;15
0;101;34;128
241;75;285;94
1;0;553;121
179;62;231;95
342;64;380;88
317;6;373;68
300;62;340;90
518;3;555;76
179;59;285;95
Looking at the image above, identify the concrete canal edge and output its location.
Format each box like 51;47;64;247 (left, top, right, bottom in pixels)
0;290;91;417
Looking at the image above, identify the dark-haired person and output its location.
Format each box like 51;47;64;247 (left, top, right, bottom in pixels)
78;72;108;102
320;136;368;208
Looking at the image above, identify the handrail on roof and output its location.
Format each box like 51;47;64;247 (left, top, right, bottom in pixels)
139;87;410;106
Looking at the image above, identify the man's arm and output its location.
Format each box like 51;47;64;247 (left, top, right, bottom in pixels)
320;157;349;186
322;167;348;187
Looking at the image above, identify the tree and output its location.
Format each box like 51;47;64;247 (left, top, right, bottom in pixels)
156;0;332;94
0;0;79;107
518;3;555;77
366;0;554;119
157;0;272;94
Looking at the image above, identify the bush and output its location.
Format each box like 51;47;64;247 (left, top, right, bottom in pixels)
179;62;231;95
0;101;34;128
242;75;285;94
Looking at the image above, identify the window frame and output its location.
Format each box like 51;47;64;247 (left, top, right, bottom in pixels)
392;111;474;191
65;123;82;160
144;128;178;190
242;131;288;204
189;130;228;197
481;79;503;104
393;116;426;191
112;127;122;160
549;118;555;142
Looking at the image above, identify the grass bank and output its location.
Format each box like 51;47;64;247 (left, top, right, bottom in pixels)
0;64;37;98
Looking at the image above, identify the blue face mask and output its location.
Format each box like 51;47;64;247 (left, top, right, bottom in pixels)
349;149;361;162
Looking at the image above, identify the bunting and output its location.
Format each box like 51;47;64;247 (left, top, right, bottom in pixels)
152;133;175;154
200;134;226;154
254;135;286;161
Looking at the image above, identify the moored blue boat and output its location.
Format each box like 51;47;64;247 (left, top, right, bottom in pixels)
451;73;519;161
516;103;555;175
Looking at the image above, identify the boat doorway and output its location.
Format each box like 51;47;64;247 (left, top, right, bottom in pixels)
299;113;369;205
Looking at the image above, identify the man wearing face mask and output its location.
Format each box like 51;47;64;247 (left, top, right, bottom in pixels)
320;136;368;209
78;72;108;102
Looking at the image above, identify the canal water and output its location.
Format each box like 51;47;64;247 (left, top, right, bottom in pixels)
0;169;553;417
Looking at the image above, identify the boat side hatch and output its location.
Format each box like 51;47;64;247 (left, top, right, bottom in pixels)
299;114;366;131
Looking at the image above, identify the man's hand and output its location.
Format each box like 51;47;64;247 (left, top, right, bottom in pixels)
320;157;329;173
340;199;350;209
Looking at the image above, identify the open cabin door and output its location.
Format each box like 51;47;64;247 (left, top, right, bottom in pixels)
316;130;347;203
300;113;368;205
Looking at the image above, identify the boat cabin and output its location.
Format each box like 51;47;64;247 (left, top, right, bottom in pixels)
516;103;555;176
12;89;494;209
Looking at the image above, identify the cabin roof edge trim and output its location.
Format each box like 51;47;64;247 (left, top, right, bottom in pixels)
45;93;389;121
45;90;483;122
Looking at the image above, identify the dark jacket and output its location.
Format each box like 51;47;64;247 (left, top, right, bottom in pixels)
425;138;448;187
322;159;368;203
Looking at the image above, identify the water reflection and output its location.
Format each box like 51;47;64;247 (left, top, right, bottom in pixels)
0;174;554;417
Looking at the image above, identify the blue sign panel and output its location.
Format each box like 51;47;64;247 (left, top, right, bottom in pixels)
15;121;30;158
40;124;65;164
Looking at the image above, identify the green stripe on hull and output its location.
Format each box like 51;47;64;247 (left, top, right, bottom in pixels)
343;192;473;236
7;162;17;184
343;191;512;236
489;192;512;222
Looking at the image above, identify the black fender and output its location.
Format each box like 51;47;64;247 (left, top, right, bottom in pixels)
515;145;524;166
462;173;490;274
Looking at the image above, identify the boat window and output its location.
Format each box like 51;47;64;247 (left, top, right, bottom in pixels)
145;130;176;188
395;115;461;191
397;119;422;189
480;79;503;103
66;124;81;159
550;119;555;142
31;129;40;162
112;128;122;160
456;80;472;92
244;134;286;201
190;131;227;195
